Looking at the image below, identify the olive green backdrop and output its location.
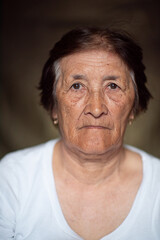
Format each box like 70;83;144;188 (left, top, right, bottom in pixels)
1;0;160;158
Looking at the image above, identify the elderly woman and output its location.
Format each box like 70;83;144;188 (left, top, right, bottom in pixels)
0;27;160;240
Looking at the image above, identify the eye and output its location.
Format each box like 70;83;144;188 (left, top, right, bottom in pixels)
108;83;119;90
71;83;82;90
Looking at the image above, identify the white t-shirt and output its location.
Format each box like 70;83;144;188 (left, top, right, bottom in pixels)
0;139;160;240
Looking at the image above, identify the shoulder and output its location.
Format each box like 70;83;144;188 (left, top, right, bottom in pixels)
125;145;160;188
0;139;58;207
125;144;160;166
0;139;58;237
1;139;57;167
0;139;58;185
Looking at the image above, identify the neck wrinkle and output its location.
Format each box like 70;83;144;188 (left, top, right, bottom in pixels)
56;140;126;185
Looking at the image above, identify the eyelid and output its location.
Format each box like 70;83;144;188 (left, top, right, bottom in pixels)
70;82;86;91
71;81;85;87
105;82;121;91
107;82;119;87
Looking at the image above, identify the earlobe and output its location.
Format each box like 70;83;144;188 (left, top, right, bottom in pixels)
128;111;134;125
51;108;58;125
52;111;57;119
53;118;58;125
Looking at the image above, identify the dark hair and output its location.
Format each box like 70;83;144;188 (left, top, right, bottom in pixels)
38;27;152;116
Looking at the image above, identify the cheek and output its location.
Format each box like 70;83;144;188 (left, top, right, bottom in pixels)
109;94;134;122
57;103;75;139
56;95;81;130
57;90;86;116
57;103;70;126
105;91;124;103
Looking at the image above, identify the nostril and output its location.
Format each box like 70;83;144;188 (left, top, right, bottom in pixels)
84;103;108;118
84;92;108;117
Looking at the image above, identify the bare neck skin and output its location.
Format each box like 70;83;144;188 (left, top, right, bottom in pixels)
53;139;142;240
54;140;130;186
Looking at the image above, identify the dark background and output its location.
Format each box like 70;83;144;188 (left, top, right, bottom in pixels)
1;0;160;158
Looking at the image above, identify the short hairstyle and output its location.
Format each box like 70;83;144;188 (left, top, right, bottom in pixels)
38;27;152;116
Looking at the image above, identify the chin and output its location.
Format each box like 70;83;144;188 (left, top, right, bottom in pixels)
76;138;117;156
64;131;123;156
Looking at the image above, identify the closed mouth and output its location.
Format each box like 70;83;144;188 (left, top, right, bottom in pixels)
80;125;110;129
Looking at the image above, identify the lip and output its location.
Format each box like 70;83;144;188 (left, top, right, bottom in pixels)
80;125;110;129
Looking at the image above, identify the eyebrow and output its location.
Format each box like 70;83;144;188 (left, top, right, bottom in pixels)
71;74;120;81
102;75;120;81
72;74;87;80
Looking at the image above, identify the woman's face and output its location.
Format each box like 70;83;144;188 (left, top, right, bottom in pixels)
52;50;135;155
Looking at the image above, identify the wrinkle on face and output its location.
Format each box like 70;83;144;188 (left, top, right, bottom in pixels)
53;50;135;156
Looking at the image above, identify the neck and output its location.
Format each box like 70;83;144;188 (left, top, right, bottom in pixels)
54;140;126;185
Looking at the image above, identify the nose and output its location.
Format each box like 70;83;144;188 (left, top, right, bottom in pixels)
84;91;108;118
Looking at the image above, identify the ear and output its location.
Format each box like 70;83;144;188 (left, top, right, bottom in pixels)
128;110;134;126
51;107;59;125
51;106;58;120
129;110;134;121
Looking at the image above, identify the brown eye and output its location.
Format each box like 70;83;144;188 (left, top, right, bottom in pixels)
71;83;82;90
108;83;118;89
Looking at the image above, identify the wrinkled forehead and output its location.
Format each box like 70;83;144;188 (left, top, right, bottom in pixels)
59;50;131;79
53;49;138;113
